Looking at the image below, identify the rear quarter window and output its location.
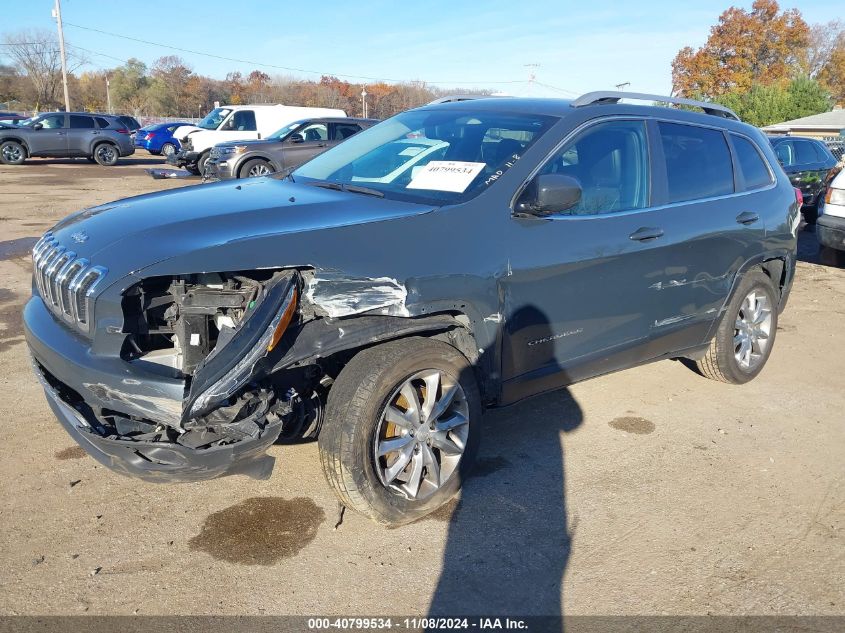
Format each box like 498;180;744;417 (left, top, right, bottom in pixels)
658;121;734;203
95;117;111;129
730;135;773;191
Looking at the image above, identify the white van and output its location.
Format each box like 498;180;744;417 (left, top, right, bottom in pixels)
168;104;346;174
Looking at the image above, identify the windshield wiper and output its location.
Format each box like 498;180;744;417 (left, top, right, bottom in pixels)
342;184;384;198
304;181;384;198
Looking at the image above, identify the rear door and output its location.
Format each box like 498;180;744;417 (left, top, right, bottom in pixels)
27;114;67;155
280;121;330;169
66;115;97;155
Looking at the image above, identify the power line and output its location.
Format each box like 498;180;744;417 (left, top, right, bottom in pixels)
63;21;530;86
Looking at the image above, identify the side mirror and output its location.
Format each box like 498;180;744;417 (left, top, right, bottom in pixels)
33;123;43;130
289;134;304;144
516;174;582;217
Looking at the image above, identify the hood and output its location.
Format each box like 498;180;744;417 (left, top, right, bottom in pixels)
49;178;433;282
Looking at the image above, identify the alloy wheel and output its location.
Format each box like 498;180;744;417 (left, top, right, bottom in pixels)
374;369;469;501
97;145;116;163
734;289;773;370
248;163;272;177
2;144;22;162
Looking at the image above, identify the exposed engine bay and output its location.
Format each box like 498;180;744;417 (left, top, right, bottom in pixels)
109;269;324;451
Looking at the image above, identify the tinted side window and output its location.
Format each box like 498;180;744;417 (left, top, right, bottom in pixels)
731;135;773;191
231;110;257;131
94;117;111;129
332;123;361;140
539;119;649;215
794;140;819;165
658;121;733;203
69;115;95;129
773;140;794;166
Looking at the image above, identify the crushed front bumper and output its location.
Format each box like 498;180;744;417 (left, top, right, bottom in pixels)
24;296;284;482
167;149;199;168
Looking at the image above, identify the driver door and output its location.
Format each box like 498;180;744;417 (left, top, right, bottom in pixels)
281;122;330;169
500;118;686;400
27;114;68;155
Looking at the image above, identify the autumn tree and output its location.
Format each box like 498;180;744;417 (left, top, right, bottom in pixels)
1;29;85;109
816;31;845;105
672;0;809;98
148;55;193;116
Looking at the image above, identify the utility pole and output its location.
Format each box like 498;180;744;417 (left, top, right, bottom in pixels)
361;87;368;118
52;0;71;112
105;75;112;114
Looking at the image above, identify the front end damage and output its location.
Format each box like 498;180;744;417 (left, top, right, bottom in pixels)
28;267;462;482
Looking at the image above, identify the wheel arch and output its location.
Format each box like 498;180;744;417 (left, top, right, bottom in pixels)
0;136;30;156
237;155;273;178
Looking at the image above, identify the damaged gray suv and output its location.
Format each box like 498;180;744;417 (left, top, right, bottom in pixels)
25;93;799;525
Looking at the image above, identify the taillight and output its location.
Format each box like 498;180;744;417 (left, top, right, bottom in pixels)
115;128;129;134
794;188;803;207
144;132;155;140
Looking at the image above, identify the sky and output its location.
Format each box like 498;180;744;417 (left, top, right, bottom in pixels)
1;0;840;98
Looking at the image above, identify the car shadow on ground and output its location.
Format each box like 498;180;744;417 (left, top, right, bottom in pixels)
23;157;167;167
796;221;845;269
428;307;582;627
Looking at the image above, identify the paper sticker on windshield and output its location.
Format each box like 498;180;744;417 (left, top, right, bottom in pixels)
407;161;486;193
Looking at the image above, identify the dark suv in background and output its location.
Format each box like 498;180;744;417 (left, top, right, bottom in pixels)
768;135;840;223
205;117;378;179
0;112;135;166
24;92;798;526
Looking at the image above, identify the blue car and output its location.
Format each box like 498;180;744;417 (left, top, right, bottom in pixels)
134;122;190;156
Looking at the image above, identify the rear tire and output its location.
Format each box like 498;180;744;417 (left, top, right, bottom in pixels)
0;140;26;165
696;270;778;384
92;142;119;166
319;337;481;526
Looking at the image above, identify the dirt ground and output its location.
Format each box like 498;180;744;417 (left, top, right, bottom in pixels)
0;154;842;618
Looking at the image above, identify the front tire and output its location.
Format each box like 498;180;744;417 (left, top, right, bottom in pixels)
696;270;778;384
93;142;119;166
319;337;481;526
239;158;274;178
803;206;819;225
0;140;26;165
160;143;176;157
196;151;210;176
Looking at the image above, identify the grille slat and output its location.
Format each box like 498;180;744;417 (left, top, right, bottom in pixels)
31;232;107;333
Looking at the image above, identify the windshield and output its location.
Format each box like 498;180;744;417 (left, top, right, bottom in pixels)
292;109;555;204
268;121;304;140
196;107;232;130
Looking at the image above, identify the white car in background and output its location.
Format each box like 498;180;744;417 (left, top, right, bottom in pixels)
817;168;845;262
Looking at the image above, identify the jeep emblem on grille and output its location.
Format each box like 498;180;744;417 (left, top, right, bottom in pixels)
71;231;89;244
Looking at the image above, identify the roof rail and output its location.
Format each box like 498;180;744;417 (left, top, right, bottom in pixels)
571;91;740;121
427;94;507;105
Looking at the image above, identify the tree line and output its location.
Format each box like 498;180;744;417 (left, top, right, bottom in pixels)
0;29;489;119
672;0;844;127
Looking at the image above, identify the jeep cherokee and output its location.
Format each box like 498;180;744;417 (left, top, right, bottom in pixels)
24;92;799;525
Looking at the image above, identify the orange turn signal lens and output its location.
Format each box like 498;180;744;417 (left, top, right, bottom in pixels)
267;287;298;352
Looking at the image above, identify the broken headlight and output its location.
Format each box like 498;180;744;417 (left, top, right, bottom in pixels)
184;275;298;419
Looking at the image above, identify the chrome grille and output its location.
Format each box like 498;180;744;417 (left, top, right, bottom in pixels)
32;232;107;332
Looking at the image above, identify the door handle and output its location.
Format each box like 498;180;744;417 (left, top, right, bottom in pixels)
735;211;759;225
629;226;664;242
56;132;66;136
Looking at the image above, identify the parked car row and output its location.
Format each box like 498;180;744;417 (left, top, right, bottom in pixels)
767;135;841;224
